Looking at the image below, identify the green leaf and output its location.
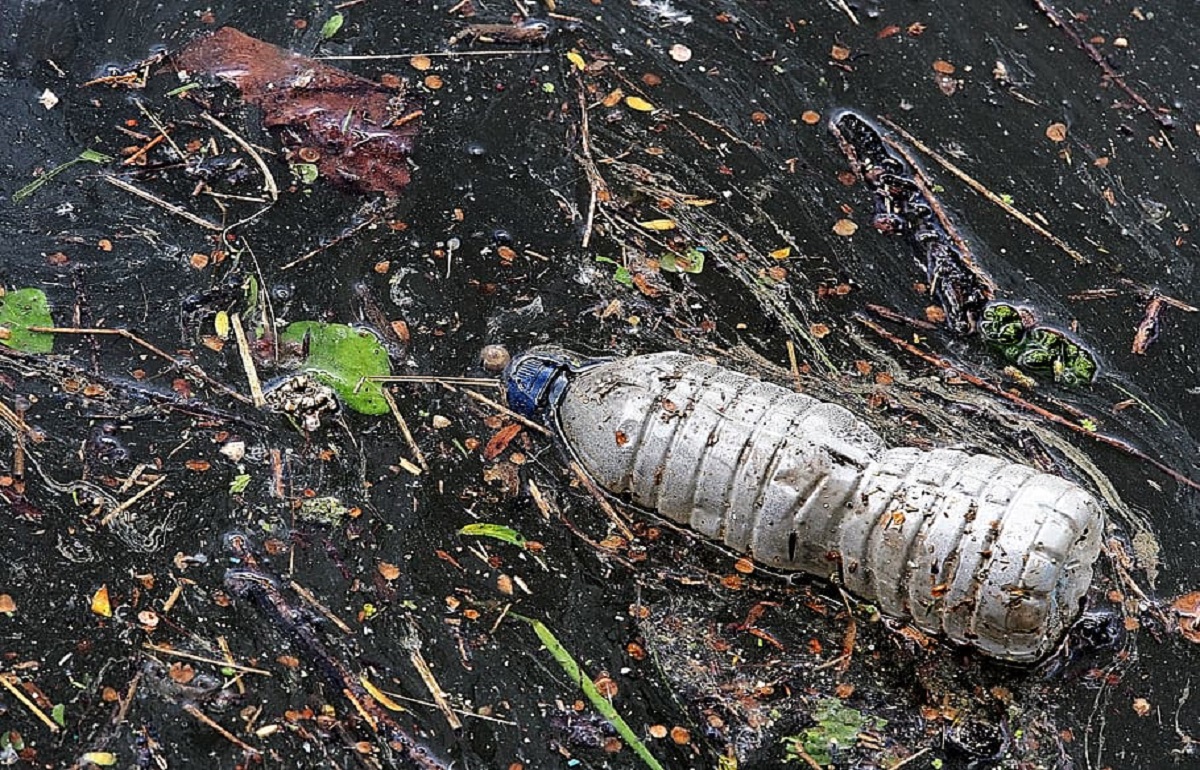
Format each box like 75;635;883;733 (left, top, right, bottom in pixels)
517;615;666;770
613;266;633;286
0;288;56;353
290;162;320;185
459;523;527;548
320;13;345;39
659;248;705;274
50;703;66;727
278;322;391;414
12;149;111;203
229;474;251;494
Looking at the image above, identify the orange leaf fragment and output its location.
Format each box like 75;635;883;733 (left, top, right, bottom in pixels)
830;44;851;61
932;59;956;74
378;562;401;581
801;110;822;125
1046;122;1068;142
483;423;522;461
832;218;859;236
0;594;15;613
410;55;432;71
91;585;113;617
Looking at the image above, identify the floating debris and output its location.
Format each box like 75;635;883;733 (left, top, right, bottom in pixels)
174;27;422;197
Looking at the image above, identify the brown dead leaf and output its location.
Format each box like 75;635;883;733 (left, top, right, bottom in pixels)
483;423;522;461
0;594;15;613
830;44;851;61
175;27;422;197
377;562;401;581
167;662;196;684
932;59;956;74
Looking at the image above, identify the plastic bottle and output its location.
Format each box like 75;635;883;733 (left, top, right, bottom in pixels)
503;347;1105;663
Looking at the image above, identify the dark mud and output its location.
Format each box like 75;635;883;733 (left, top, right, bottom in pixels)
1;1;1198;768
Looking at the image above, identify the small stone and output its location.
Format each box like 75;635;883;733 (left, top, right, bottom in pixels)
432;415;452;429
480;344;511;373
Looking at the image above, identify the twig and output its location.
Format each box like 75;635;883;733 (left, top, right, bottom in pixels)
315;49;550;60
200;112;279;202
368;375;502;387
288;580;354;634
576;72;600;248
408;644;463;731
230;313;266;407
217;636;246;695
371;688;517;724
143;643;272;676
28;325;253;405
279;209;380;270
183;703;261;755
788;740;825;770
888;747;931;770
1031;0;1172;128
0;673;60;732
113;668;141;725
101;174;223;231
878;135;997;295
121;133;166;166
381;387;429;472
875;116;1091;265
456;386;551;436
568;460;636;541
99;473;165;526
856;312;1200;491
828;0;860;25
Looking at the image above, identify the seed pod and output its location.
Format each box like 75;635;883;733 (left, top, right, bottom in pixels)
503;347;1104;663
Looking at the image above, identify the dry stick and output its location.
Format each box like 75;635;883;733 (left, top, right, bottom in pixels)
408;645;463;731
316;49;549;61
1032;0;1172;129
828;0;860;25
456;386;551;436
0;673;60;732
568;459;636;541
888;748;932;770
878;134;998;295
113;668;142;726
101;174;223;232
28;325;253;405
183;703;261;755
575;72;601;248
121;133;165;166
369;375;501;387
288;580;354;634
143;643;272;676
230;313;266;407
856;313;1200;492
875;116;1092;266
216;636;246;695
381;387;429;473
99;474;166;526
200;112;279;202
279;210;379;270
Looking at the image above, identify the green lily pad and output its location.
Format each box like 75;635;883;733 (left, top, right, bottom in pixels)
0;288;55;353
278;321;390;414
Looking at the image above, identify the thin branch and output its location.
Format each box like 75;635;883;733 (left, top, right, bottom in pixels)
0;673;60;732
183;703;261;755
101;174;223;232
315;49;550;61
144;643;272;676
875;116;1091;266
381;387;429;472
231;313;266;407
200;112;279;202
99;474;166;526
29;325;253;405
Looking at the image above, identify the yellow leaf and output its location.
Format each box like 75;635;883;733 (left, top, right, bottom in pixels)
214;311;230;340
565;50;587;70
91;585;112;618
638;219;676;231
624;95;655;112
81;753;118;766
682;198;716;206
769;247;792;260
360;675;407;712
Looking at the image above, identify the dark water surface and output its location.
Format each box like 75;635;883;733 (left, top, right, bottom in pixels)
1;1;1198;768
